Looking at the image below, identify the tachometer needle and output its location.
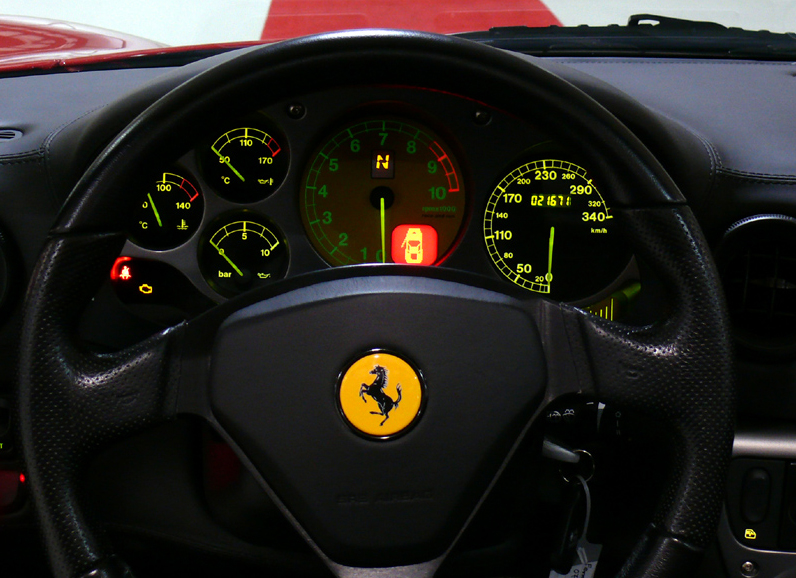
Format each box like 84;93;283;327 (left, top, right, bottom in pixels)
546;226;555;283
380;197;386;263
210;240;243;276
147;193;163;227
211;145;245;182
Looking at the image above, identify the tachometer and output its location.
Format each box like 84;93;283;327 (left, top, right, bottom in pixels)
483;159;631;301
300;118;466;266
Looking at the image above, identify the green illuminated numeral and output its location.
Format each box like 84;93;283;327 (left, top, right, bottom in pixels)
323;211;332;224
427;161;437;174
329;158;339;172
379;132;388;146
350;139;360;153
318;185;328;197
429;186;447;200
407;140;416;154
535;275;545;283
339;232;349;246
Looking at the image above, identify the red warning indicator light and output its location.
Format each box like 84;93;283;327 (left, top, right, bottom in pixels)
110;256;133;281
391;225;437;265
18;473;25;484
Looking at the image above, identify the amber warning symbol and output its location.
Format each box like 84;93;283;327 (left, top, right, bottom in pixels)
391;224;437;265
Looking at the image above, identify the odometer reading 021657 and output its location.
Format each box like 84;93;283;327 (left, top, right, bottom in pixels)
301;118;466;266
484;159;631;302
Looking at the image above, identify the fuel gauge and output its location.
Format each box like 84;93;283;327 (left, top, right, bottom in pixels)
199;211;288;297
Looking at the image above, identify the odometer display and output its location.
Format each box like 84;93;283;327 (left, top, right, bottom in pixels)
301;118;466;266
483;159;631;301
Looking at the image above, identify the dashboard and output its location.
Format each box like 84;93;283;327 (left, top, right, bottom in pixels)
1;31;796;578
110;84;636;325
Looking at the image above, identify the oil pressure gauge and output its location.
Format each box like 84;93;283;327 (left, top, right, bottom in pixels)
198;211;288;297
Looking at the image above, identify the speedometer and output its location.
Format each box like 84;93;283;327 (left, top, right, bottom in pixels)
483;159;631;301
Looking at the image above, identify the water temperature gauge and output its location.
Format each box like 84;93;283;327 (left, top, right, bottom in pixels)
128;170;204;250
198;211;289;297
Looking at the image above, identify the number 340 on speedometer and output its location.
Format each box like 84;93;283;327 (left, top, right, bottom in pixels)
483;159;632;302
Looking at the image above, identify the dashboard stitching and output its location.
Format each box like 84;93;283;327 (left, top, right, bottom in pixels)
0;152;44;165
555;58;796;68
716;167;796;184
43;102;113;207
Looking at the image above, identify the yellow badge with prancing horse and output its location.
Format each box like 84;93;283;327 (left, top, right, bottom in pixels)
338;351;424;438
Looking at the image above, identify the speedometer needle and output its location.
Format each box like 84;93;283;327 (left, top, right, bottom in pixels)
380;197;386;263
211;145;245;182
546;226;555;283
147;193;163;227
210;240;243;276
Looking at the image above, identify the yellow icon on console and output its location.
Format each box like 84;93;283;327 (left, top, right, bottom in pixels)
338;351;424;438
745;529;757;540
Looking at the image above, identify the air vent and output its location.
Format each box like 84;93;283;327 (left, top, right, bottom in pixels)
716;214;796;357
0;129;22;142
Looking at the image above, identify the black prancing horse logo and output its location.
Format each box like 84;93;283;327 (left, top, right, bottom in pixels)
359;365;402;426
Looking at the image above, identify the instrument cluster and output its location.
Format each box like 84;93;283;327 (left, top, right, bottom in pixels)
111;86;638;323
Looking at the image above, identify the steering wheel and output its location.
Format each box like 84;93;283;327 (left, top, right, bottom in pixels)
17;30;734;578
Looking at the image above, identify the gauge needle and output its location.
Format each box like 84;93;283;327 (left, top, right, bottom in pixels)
147;193;163;227
380;197;386;263
210;240;243;276
546;226;555;282
211;145;245;182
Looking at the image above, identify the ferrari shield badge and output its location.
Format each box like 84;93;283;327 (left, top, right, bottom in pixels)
338;351;424;438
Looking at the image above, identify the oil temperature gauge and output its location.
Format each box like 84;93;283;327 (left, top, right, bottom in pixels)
199;212;288;297
201;123;289;203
